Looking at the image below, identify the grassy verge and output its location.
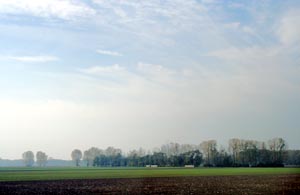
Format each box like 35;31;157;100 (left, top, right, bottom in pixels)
0;167;299;182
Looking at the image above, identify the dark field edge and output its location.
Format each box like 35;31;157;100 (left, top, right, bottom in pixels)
0;174;299;183
1;172;300;183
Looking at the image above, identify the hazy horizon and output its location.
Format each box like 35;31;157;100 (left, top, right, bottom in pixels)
0;137;295;161
0;0;300;160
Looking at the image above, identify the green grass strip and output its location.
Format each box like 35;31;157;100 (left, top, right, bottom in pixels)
0;167;299;182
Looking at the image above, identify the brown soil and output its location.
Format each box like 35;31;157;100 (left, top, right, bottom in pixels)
0;174;299;195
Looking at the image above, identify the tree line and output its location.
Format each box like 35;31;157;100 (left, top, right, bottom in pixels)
21;137;300;167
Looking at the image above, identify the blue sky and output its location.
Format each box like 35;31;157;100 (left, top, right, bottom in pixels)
0;0;299;159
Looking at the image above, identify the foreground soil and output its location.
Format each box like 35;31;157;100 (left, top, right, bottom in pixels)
0;174;299;195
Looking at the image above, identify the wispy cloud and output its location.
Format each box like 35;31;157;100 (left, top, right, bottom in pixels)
204;47;280;61
137;62;175;76
96;49;123;57
0;0;95;20
79;64;125;74
92;0;206;34
1;1;300;158
277;9;300;45
8;55;59;63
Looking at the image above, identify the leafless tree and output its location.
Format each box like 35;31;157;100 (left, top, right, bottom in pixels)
36;151;48;167
22;151;34;167
200;140;217;165
71;149;82;166
228;138;241;164
268;137;287;163
83;147;103;166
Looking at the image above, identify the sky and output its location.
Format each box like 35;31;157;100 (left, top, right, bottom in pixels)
0;0;300;160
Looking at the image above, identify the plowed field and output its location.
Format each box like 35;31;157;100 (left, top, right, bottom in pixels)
0;174;299;194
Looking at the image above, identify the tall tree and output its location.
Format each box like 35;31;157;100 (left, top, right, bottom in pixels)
105;147;122;166
200;140;217;166
83;147;103;167
22;151;34;167
127;150;139;166
228;138;241;165
71;149;82;166
268;137;287;164
36;151;48;167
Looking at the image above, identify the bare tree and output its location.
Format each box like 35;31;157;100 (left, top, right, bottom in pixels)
180;144;197;154
137;147;146;157
22;151;34;167
36;151;48;167
161;143;198;157
268;138;287;152
161;143;178;157
71;149;82;166
200;140;217;165
228;138;241;164
83;147;103;166
239;140;259;166
268;137;287;163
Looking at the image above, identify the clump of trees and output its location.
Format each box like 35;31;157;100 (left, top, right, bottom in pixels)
73;137;297;168
21;137;299;167
286;150;300;165
83;147;102;167
92;148;202;167
21;151;48;167
228;137;287;167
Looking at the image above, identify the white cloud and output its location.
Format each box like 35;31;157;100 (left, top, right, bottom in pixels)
92;0;205;29
0;0;95;20
79;64;125;74
8;55;59;63
96;49;123;57
137;62;175;75
137;62;164;72
205;46;279;61
224;22;240;30
277;9;300;45
242;26;255;35
78;62;177;87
